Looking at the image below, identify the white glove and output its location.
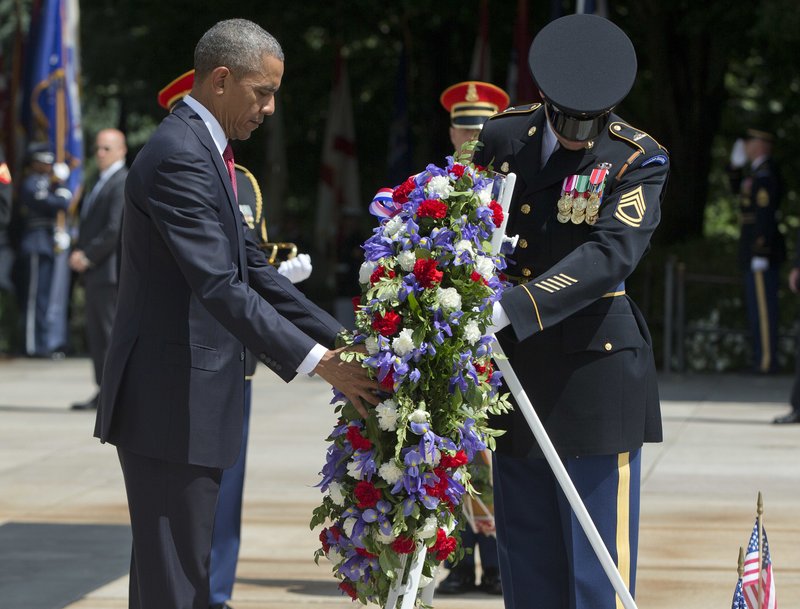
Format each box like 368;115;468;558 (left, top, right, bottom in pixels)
277;253;312;284
751;256;769;272
487;300;511;335
54;229;71;252
52;162;71;182
730;138;747;169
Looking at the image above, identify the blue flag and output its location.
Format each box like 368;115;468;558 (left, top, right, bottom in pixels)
22;0;83;192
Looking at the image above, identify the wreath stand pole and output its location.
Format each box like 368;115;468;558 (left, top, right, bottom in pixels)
384;542;434;609
485;171;638;609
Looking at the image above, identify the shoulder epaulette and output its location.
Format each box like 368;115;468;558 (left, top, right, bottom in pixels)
608;121;667;156
488;102;542;121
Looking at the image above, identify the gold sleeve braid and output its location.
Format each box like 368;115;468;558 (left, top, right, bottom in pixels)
521;284;544;331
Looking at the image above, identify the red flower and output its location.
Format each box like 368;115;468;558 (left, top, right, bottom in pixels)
474;163;486;172
470;270;488;285
393;176;416;203
413;258;443;289
380;369;395;392
329;525;341;541
391;536;416;555
451;164;466;178
369;265;396;285
424;466;450;498
351;296;361;312
440;450;469;469
355;547;379;559
339;581;358;600
346;426;373;451
319;528;331;553
417;198;448;219
354;480;382;509
430;528;458;561
489;200;504;227
498;272;508;282
372;310;403;337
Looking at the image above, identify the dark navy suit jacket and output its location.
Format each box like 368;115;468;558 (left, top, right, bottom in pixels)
94;101;341;468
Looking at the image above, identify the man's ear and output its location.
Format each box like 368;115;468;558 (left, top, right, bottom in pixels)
210;66;231;95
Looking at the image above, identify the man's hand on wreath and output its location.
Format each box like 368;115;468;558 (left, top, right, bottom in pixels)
314;345;380;418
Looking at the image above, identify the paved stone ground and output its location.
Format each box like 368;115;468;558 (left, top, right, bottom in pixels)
1;357;798;608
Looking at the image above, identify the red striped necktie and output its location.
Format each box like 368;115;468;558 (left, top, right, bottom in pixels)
222;143;238;201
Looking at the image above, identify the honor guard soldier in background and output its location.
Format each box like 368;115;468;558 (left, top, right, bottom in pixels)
729;129;785;374
436;80;508;597
158;71;312;609
18;143;73;358
475;14;669;609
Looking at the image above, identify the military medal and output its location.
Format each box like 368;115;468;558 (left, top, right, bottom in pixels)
571;175;590;217
557;175;577;222
585;163;611;224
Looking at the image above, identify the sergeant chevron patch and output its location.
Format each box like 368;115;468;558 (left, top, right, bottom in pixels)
614;185;646;228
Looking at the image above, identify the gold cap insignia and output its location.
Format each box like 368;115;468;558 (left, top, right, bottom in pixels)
528;126;537;137
465;83;479;102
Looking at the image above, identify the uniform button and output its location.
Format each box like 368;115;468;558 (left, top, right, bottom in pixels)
528;126;537;137
520;204;531;214
604;342;613;351
518;238;528;249
522;268;532;277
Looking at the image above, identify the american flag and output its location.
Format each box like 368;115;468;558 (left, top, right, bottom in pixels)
731;577;749;609
743;522;777;609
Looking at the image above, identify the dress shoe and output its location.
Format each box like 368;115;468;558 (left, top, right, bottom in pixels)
772;410;800;424
436;567;476;595
71;393;99;411
479;567;503;595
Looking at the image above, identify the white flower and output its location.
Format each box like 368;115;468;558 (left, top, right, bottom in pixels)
374;530;395;544
426;175;454;199
423;447;441;466
376;399;399;431
476;186;492;205
365;336;380;355
436;287;462;311
392;328;415;357
417;516;439;540
384;216;405;238
327;481;346;506
328;549;344;565
378;460;403;485
398;250;416;272
409;409;428;423
343;517;358;538
454;239;474;256
464;319;482;345
475;255;495;281
358;260;377;284
346;460;364;480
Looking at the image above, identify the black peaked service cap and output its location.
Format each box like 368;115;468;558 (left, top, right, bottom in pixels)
529;14;637;141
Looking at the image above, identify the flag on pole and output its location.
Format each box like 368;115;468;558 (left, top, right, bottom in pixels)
731;577;750;609
505;0;539;105
743;522;778;609
387;44;413;185
469;0;491;81
21;0;83;354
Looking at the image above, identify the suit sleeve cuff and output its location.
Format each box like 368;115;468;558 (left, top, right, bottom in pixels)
296;343;328;375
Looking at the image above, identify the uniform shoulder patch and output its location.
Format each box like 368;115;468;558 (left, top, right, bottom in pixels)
608;121;667;157
614;185;647;228
487;102;542;121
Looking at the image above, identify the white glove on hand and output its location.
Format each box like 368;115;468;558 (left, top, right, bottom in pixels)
487;300;511;335
52;162;71;182
277;253;312;284
730;138;747;169
751;256;769;273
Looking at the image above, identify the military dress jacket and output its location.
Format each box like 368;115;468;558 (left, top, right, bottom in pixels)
94;101;342;469
474;105;669;458
736;157;785;270
18;172;71;256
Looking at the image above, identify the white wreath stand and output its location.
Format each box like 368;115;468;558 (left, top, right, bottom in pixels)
384;173;638;609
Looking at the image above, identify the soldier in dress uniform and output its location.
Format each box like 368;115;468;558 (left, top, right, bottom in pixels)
436;80;508;597
474;14;669;609
17;143;73;357
158;71;312;609
729;129;785;374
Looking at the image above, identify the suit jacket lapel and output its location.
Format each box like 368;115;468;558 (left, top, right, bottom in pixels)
172;102;246;273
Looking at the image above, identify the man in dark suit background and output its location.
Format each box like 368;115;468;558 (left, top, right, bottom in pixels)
94;19;378;609
70;128;128;410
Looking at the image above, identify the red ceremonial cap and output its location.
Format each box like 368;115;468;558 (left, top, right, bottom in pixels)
157;69;195;110
440;81;510;130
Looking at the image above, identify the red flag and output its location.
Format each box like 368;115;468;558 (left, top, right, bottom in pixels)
506;0;539;105
469;0;491;81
